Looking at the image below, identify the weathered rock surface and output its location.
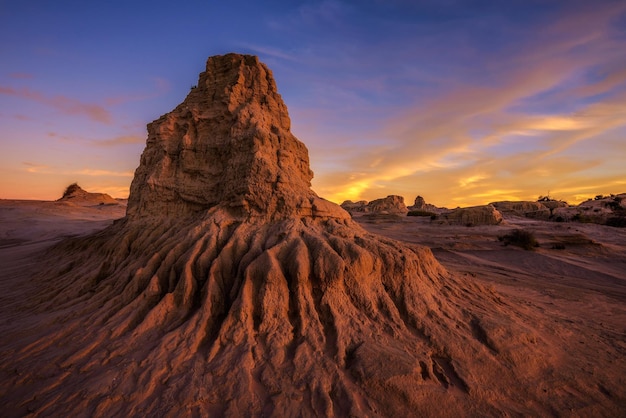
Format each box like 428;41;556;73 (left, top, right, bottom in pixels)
0;54;592;417
440;204;503;226
490;201;550;219
340;199;368;213
127;54;347;222
408;195;446;214
366;195;408;215
57;183;118;206
553;193;626;226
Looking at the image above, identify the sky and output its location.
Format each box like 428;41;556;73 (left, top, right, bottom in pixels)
1;0;625;208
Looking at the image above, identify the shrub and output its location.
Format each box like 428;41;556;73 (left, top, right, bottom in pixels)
606;200;622;211
62;182;81;198
606;217;626;228
499;229;539;250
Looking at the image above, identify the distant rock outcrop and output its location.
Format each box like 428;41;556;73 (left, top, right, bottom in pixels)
366;195;408;215
490;201;550;219
57;183;118;206
408;195;447;214
440;204;503;226
340;199;368;213
553;194;626;226
3;54;578;417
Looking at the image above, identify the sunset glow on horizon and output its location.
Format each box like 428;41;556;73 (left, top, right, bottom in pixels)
2;1;625;208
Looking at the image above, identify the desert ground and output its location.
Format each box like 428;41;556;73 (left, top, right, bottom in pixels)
1;199;625;416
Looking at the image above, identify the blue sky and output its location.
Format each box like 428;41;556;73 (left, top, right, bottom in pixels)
1;0;625;206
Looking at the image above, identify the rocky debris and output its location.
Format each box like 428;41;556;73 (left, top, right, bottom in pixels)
1;54;580;417
553;193;626;226
366;195;408;215
408;195;447;214
440;204;503;226
340;199;368;213
57;183;118;206
490;201;551;219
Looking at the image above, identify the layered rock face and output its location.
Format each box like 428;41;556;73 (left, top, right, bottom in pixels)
440;204;503;226
490;201;551;219
127;54;345;221
1;54;586;417
408;195;446;213
366;195;408;215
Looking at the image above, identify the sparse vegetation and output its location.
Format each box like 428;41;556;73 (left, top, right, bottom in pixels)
606;198;623;211
606;216;626;228
498;229;539;250
62;183;81;198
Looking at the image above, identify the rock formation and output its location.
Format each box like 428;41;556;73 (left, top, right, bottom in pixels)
0;54;595;417
366;195;408;215
408;195;446;214
490;201;550;219
57;182;118;206
440;204;503;226
340;199;368;213
553;193;626;226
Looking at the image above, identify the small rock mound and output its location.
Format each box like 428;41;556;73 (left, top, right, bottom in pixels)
57;183;118;206
490;201;550;219
408;195;447;214
366;195;408;215
340;199;368;213
440;204;503;226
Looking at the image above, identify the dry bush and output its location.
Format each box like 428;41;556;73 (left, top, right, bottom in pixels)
498;229;539;250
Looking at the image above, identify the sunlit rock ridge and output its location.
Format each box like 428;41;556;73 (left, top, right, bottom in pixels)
127;53;345;221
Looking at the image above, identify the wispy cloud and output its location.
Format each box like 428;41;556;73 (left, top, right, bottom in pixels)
0;86;112;123
21;162;133;177
311;1;626;206
9;72;34;79
92;135;144;147
75;169;134;177
22;162;49;173
104;77;171;106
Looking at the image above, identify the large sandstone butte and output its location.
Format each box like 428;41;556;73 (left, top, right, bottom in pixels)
2;54;620;417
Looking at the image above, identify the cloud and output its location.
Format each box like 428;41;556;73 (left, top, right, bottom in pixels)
93;135;145;147
21;162;133;178
309;2;626;207
9;72;34;79
104;77;171;106
22;162;49;173
75;169;134;177
0;86;112;123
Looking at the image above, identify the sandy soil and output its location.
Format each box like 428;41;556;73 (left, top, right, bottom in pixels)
356;213;626;414
1;201;625;416
0;199;126;350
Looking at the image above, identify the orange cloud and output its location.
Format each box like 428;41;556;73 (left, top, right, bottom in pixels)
93;135;145;147
310;3;626;208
